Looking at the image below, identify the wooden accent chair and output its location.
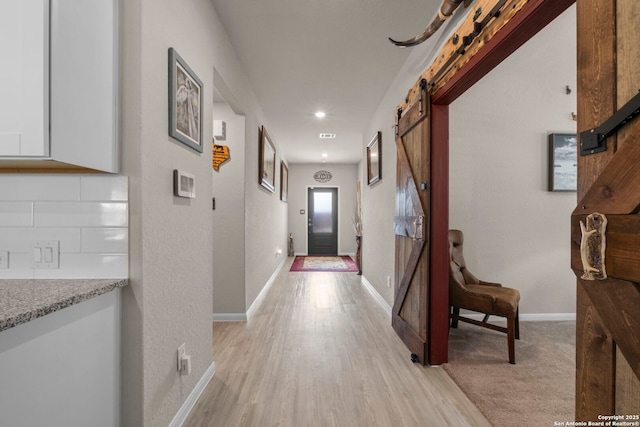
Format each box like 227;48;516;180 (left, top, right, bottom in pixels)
448;229;521;364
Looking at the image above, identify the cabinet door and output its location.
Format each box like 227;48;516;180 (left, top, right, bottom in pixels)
50;0;118;173
0;0;49;157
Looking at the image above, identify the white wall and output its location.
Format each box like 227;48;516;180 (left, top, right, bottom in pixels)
243;126;289;310
121;0;287;425
362;5;577;316
121;1;215;423
0;175;128;279
212;102;246;315
287;163;358;256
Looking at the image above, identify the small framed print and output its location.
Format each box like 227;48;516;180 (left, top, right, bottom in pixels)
173;169;196;198
367;131;382;186
258;126;276;192
548;133;577;192
169;48;203;153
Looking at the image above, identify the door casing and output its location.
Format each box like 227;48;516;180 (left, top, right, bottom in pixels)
406;0;576;365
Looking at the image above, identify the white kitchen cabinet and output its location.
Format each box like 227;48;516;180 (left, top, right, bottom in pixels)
0;0;119;173
0;0;49;157
0;290;121;427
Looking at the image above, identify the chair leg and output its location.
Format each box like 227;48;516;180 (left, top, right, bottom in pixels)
507;316;516;364
451;307;460;328
515;308;520;340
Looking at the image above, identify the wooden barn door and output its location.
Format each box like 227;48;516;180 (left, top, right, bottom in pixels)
393;84;430;364
574;1;640;419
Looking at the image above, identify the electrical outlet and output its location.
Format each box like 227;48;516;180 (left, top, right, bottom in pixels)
177;343;191;375
181;354;192;375
177;343;186;372
0;250;8;269
387;276;391;288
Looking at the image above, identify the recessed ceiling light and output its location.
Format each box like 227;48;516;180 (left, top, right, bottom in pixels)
321;153;328;158
319;133;336;139
315;111;326;118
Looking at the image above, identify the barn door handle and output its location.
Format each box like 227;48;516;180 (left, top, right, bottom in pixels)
412;215;425;241
579;212;608;280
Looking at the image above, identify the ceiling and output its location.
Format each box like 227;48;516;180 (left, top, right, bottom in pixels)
210;0;441;164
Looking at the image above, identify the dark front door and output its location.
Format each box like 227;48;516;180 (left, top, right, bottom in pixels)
308;187;338;255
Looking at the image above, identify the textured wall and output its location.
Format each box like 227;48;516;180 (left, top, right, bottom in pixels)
134;0;216;424
121;0;285;424
362;5;577;316
121;0;216;425
212;102;246;315
242;119;288;312
287;163;358;256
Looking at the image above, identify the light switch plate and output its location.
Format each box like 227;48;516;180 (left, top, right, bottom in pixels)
0;250;8;269
31;240;60;269
213;120;226;140
173;170;196;198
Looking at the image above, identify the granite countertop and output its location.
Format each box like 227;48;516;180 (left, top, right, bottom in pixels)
0;279;128;332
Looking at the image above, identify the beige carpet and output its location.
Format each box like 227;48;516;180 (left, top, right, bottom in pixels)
443;320;575;427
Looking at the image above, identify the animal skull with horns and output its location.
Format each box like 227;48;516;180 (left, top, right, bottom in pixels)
389;0;473;47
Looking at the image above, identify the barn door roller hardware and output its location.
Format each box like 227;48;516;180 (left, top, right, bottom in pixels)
580;90;640;156
426;0;507;86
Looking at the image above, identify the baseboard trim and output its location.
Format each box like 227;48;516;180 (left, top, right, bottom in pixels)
212;313;247;322
360;275;392;317
461;312;576;321
168;361;216;427
520;313;576;321
246;258;287;320
357;279;576;322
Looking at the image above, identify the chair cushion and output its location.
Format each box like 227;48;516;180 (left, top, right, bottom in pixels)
457;284;520;317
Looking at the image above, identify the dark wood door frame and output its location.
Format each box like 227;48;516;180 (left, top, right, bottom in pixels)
427;0;576;365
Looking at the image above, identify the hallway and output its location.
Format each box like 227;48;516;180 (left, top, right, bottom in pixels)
184;258;490;426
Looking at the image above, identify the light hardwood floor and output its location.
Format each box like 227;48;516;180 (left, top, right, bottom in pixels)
184;259;491;427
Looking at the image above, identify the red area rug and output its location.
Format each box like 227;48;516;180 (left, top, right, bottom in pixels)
289;256;359;272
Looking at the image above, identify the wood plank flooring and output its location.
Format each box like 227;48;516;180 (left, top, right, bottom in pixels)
184;259;491;427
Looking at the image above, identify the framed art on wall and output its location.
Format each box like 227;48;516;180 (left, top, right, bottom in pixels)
168;48;203;153
280;161;288;202
367;131;382;185
259;125;276;192
548;133;577;191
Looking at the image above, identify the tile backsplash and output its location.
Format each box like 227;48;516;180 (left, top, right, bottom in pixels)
0;175;128;279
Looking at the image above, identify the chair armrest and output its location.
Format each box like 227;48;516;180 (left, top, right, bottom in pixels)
478;280;502;288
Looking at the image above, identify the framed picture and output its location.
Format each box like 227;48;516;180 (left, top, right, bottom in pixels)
168;48;203;153
367;131;382;185
548;133;577;191
259;126;276;192
280;161;289;202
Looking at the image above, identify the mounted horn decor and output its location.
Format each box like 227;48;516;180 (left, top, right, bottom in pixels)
389;0;466;47
579;212;608;280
